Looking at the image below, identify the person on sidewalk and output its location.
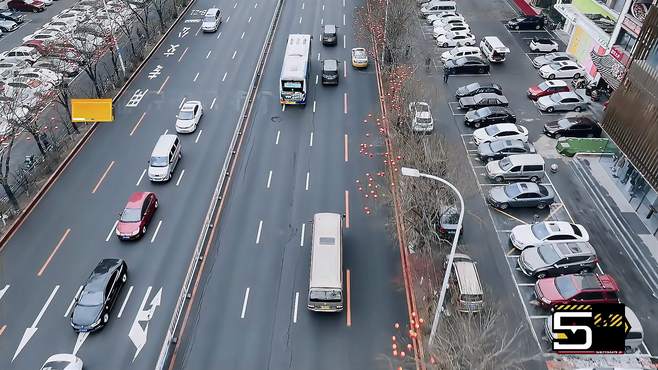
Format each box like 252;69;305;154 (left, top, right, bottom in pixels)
426;56;432;73
443;67;450;83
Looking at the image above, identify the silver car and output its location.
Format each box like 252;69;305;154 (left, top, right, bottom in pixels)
531;52;575;68
536;91;588;113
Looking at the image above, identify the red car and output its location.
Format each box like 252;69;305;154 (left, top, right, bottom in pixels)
534;273;620;308
527;80;570;100
7;0;45;12
116;192;158;240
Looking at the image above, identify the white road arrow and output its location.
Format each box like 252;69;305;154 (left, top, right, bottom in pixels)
73;332;89;356
13;285;59;362
129;287;162;361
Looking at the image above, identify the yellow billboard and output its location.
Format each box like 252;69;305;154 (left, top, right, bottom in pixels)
71;99;113;122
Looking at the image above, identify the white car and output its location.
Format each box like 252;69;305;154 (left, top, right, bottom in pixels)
510;221;589;250
0;47;41;64
436;31;475;48
23;29;62;43
18;67;63;87
0;60;28;79
0;103;30;128
433;22;470;39
0;85;42;108
0;19;18;33
175;100;203;133
3;76;54;95
473;123;529;145
53;9;90;23
33;57;80;77
426;12;463;25
529;38;559;52
440;46;481;63
409;101;434;133
43;19;79;31
40;354;83;370
539;61;585;79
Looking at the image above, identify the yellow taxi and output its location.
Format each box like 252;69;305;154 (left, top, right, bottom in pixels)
351;47;368;68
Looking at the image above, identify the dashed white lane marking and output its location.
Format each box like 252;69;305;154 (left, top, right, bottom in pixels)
343;0;345;6
150;220;163;243
344;60;347;77
157;76;169;94
241;31;245;39
64;286;83;317
267;170;273;189
281;104;286;112
222;72;227;82
177;47;188;63
226;15;231;22
321;17;323;25
309;132;313;147
117;285;133;318
232;50;237;59
300;223;305;247
344;93;348;114
256;220;263;244
313;100;316;113
106;220;118;242
195;130;203;143
176;169;185;186
254;3;258;8
343;14;346;25
234;1;237;7
293;292;299;323
206;50;212;59
322;4;324;10
301;2;304;9
529;315;549;319
315;74;318;85
241;287;250;318
317;52;320;61
0;285;9;303
305;172;310;190
216;31;222;39
195;26;201;36
517;283;535;286
136;169;146;186
299;16;302;24
247;16;252;23
193;72;199;82
275;130;281;144
343;34;346;48
164;129;169;135
179;97;186;109
210;97;216;110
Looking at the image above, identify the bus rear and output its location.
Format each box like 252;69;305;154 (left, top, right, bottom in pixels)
280;34;311;105
307;213;343;312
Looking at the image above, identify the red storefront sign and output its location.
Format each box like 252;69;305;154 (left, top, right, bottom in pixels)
622;14;643;37
611;46;630;66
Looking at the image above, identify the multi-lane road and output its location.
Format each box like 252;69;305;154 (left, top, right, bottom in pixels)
0;0;407;369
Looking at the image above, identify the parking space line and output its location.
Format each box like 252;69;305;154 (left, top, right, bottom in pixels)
544;173;574;223
517;283;534;287
448;102;465;116
529;315;549;319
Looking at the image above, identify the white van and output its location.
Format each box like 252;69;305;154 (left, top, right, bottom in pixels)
148;134;181;182
421;1;457;16
440;46;481;63
480;36;510;62
486;153;545;183
201;8;222;32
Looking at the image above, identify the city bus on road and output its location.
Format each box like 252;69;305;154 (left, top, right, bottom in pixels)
280;34;311;105
307;213;343;312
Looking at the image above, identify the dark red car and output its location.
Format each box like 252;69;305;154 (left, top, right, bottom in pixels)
527;80;570;100
116;192;158;240
7;0;45;12
534;273;620;308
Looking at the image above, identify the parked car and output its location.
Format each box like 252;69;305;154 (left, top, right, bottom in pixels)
426;11;463;24
527;80;570;100
432;17;466;28
543;116;602;138
529;37;559;52
436;31;476;48
40;354;83;370
409;101;434;133
18;67;63;87
23;30;62;44
510;221;589;250
441;46;481;63
539;61;584;79
351;47;368;68
487;182;555;210
23;40;84;64
70;259;127;332
7;0;46;12
473;123;528;144
0;46;40;64
0;59;29;79
536;91;588;113
517;242;598;279
0;19;18;33
464;106;516;128
506;15;544;30
456;82;502;99
534;273;619;308
2;76;53;96
532;52;576;68
0;10;26;23
175;100;203;133
436;205;462;239
445;55;489;75
459;92;508;110
33;57;80;77
477;139;535;162
116;192;158;240
433;22;470;39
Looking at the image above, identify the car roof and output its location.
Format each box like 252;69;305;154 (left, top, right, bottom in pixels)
324;24;336;32
557;60;579;67
491;122;519;130
90;258;123;281
474;92;504;100
323;59;338;69
181;101;200;111
580;273;618;291
554;242;596;257
126;191;151;208
483;105;510;114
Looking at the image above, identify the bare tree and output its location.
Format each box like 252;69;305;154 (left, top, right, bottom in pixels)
0;125;20;212
121;0;153;42
58;31;113;98
0;88;51;156
53;81;80;135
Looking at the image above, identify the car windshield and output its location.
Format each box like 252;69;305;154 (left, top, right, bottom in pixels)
547;62;561;70
531;223;550;239
417;117;431;124
503;184;522;198
557;119;573;129
489;140;506;152
485;125;500;136
78;290;103;306
537;245;561;265
120;207;141;222
499;157;512;170
150;155;168;167
203;15;215;22
179;110;194;120
309;289;342;302
550;94;562;103
555;275;579;298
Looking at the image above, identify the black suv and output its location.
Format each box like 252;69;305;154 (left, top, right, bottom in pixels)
518;242;598;279
506;15;545;30
321;24;337;46
464;106;516;128
456;82;503;99
321;59;339;85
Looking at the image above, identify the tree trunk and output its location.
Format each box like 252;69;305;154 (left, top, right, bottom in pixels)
30;131;46;156
1;182;19;212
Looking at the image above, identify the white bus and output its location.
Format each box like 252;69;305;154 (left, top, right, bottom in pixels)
307;213;343;312
280;34;311;105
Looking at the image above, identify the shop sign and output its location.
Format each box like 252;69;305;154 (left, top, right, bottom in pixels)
622;14;643;37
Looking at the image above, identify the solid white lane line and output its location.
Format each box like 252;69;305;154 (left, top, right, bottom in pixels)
106;220;118;242
241;288;250;318
193;72;199;82
117;286;133;318
256;220;263;244
232;50;237;59
343;34;346;49
64;286;83;317
176;169;185;186
293;292;299;323
179;97;186;109
344;93;348;114
300;223;305;246
315;75;318;85
210;98;216;110
343;13;346;25
241;31;245;39
305;172;310;190
206;50;212;59
313;100;316;113
136;168;146;186
309;132;313;147
150;220;163;243
177;47;188;62
299;16;302;24
266;170;272;189
276;130;280;144
222;72;227;82
195;130;203;143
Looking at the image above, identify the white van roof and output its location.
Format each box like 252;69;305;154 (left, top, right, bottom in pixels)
482;36;510;53
152;134;178;156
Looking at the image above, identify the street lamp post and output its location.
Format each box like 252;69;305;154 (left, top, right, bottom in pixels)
400;167;464;348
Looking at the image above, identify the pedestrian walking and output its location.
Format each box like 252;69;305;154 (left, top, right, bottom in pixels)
443;67;450;83
425;56;432;73
405;45;411;58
